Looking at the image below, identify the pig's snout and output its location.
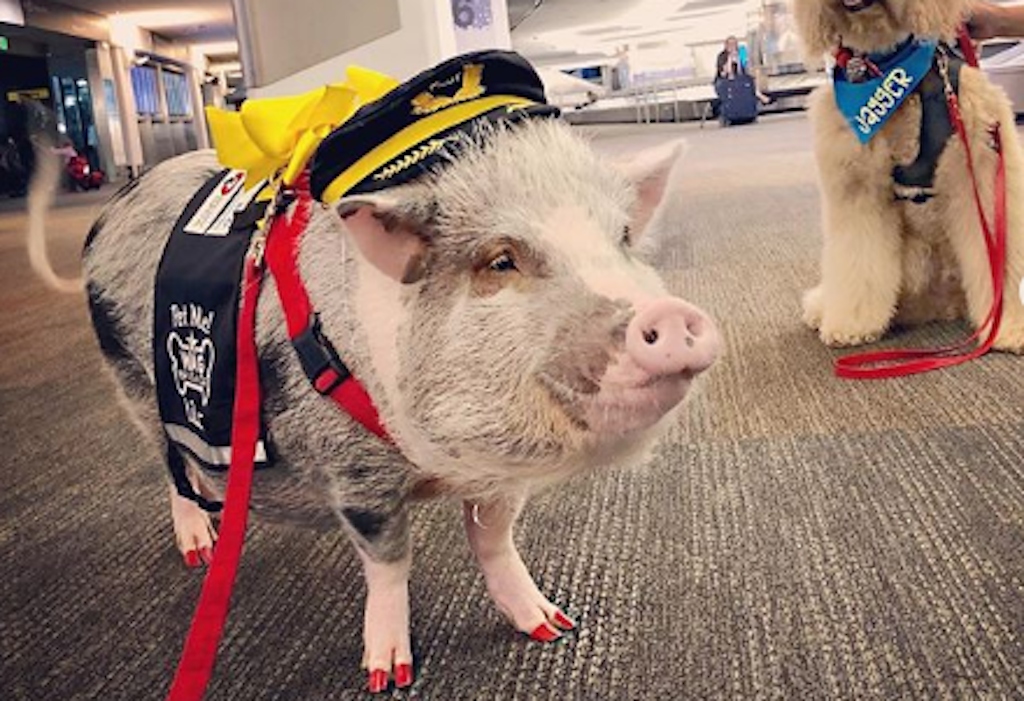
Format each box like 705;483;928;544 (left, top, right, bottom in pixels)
626;298;720;377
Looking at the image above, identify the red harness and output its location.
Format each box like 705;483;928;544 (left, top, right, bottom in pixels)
834;28;1009;379
165;174;387;701
264;179;389;440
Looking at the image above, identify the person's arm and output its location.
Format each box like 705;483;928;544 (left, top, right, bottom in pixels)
970;2;1024;40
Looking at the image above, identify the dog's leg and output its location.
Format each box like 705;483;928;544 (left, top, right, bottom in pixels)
802;285;825;330
941;74;1024;353
998;181;1024;353
991;118;1024;353
804;90;905;347
944;174;1024;353
812;191;903;346
463;496;575;642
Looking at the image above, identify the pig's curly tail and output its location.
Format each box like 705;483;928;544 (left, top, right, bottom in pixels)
26;133;83;293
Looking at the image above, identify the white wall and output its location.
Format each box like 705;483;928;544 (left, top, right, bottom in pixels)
0;0;24;24
454;0;512;53
251;0;459;98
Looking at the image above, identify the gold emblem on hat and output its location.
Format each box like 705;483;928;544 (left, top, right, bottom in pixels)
411;64;485;115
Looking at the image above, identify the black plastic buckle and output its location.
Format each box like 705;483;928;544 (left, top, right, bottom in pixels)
273;184;297;215
292;313;351;395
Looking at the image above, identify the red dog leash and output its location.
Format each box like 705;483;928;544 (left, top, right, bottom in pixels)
165;176;387;701
835;27;1008;379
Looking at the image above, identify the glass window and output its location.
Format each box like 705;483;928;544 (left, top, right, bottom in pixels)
163;70;192;117
131;64;160;116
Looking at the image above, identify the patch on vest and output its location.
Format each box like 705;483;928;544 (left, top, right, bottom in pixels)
154;169;273;471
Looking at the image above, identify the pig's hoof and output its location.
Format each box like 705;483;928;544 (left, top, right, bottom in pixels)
394;663;414;689
362;585;413;693
481;554;576;641
170;488;217;569
367;669;388;694
367;663;414;693
182;546;214;569
527;608;575;642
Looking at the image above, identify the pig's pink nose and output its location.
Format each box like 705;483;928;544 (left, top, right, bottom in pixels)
625;298;721;376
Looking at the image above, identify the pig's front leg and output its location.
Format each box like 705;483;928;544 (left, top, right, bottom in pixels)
341;499;415;694
356;546;414;693
463;497;576;641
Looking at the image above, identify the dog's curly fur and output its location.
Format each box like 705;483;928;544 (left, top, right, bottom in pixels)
793;0;1024;351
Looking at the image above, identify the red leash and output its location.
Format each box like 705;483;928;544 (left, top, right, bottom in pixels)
165;219;268;701
834;28;1008;379
956;26;980;68
165;176;388;700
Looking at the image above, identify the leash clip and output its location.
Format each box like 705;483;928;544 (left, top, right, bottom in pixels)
249;177;297;269
248;232;267;269
937;49;955;100
988;124;1003;154
936;49;964;128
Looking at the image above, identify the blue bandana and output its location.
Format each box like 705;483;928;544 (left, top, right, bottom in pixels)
834;39;937;144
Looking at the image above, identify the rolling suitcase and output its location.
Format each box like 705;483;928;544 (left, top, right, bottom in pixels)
719;75;759;126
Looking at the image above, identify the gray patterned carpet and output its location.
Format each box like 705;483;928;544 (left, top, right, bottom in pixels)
2;115;1023;700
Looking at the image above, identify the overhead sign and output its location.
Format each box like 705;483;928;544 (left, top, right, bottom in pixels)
7;88;52;103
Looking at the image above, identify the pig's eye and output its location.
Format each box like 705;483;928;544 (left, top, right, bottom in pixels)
488;252;518;273
620;226;632;247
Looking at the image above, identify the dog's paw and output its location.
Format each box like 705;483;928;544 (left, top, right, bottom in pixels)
819;322;884;348
801;287;824;330
992;325;1024;354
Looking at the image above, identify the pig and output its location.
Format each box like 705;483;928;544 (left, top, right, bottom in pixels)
38;118;720;692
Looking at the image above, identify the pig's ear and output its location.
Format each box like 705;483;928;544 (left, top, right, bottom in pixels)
619;139;688;244
335;193;432;284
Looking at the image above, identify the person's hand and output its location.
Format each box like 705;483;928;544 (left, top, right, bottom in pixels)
969;2;1006;40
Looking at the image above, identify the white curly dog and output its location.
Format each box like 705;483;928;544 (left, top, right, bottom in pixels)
793;0;1024;352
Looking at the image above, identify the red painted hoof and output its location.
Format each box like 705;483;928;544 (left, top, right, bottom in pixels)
367;669;388;694
553;610;576;630
183;550;201;568
530;623;560;642
199;546;214;566
394;663;414;689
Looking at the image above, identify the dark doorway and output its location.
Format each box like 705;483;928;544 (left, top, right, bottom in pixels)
0;53;52;196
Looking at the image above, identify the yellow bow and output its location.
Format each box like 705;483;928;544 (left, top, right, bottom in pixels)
205;66;399;188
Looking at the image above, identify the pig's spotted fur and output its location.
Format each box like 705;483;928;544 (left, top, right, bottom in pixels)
84;119;688;564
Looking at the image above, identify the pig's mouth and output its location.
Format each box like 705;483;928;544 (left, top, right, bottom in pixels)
540;356;695;437
841;0;878;12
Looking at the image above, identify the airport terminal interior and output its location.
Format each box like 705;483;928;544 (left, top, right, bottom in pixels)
2;1;1023;699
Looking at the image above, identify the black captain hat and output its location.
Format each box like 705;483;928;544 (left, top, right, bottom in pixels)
310;50;559;203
